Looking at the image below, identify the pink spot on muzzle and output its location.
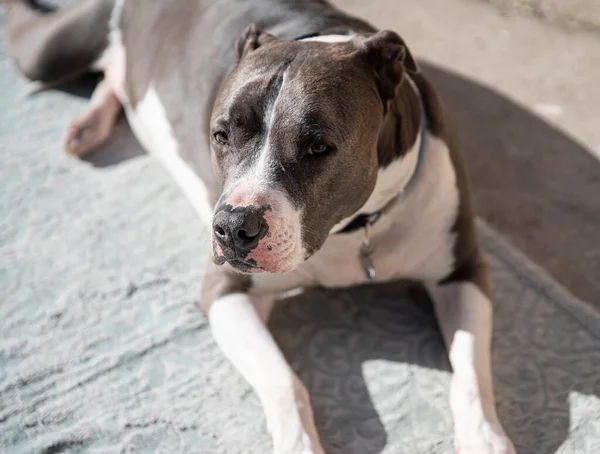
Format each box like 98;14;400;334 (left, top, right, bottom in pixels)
246;237;272;267
245;210;291;273
226;188;256;209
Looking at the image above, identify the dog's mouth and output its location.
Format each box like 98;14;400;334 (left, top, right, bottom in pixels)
227;258;266;274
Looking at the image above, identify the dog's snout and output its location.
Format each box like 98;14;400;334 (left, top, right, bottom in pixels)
213;207;267;252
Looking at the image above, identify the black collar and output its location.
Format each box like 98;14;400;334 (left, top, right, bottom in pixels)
336;212;382;235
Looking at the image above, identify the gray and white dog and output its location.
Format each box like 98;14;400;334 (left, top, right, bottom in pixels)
4;0;516;452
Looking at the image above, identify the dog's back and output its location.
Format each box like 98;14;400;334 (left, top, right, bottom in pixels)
3;0;373;90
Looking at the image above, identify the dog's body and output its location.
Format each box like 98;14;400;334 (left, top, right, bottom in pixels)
4;0;516;452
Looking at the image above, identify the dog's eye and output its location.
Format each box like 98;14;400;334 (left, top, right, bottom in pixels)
308;142;331;156
214;131;230;145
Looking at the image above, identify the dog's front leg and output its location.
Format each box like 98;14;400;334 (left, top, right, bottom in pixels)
427;278;516;454
200;267;324;454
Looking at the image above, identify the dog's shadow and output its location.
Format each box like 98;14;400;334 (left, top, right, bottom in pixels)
58;62;600;453
269;278;600;454
269;283;451;454
82;117;146;167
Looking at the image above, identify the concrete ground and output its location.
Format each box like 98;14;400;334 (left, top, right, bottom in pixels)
335;0;600;307
480;0;600;31
2;2;600;453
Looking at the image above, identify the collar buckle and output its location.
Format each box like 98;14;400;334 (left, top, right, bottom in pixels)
359;224;376;280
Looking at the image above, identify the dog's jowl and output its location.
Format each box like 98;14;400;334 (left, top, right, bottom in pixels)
4;0;516;452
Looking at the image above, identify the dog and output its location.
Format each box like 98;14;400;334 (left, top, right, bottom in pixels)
3;0;517;452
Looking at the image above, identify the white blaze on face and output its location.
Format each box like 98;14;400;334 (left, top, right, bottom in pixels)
222;73;306;273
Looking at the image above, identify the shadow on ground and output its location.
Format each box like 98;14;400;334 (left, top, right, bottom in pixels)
421;62;600;306
270;276;600;454
270;283;447;454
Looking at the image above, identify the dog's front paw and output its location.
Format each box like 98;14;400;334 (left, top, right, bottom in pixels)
456;423;516;454
272;434;324;454
269;409;325;454
265;378;324;454
271;422;324;454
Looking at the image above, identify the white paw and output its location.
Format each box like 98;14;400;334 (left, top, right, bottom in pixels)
456;424;516;454
272;430;324;454
267;379;325;454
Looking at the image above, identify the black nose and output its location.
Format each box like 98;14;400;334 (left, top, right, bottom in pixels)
213;207;268;253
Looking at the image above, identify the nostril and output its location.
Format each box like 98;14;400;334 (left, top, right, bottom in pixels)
214;225;226;238
237;229;257;241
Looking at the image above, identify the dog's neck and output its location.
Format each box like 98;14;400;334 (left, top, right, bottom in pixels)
330;74;426;234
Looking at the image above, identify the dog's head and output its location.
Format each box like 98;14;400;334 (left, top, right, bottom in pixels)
209;26;416;274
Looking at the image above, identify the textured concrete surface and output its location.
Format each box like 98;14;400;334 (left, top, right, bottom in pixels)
337;0;600;307
2;1;600;453
481;0;600;31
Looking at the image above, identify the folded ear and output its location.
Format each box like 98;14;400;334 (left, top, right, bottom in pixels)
353;30;419;102
236;24;277;60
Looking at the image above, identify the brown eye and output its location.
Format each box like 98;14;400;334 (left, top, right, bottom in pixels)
308;142;331;155
214;131;229;145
